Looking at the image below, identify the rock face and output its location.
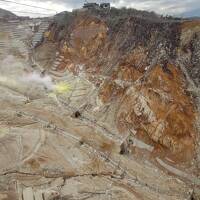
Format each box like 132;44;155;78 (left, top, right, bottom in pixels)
42;10;200;163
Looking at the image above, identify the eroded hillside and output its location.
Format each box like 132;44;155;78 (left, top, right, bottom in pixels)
0;7;200;200
41;10;200;162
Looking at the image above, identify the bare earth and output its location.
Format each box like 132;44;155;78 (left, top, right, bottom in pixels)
0;14;199;200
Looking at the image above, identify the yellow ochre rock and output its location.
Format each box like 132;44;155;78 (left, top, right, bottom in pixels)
54;82;71;94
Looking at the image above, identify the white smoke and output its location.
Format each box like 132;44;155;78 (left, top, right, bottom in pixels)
0;55;55;92
22;72;54;91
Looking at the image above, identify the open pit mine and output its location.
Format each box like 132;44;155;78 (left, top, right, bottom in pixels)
0;5;200;200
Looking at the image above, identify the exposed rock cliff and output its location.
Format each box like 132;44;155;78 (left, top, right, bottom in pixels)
37;9;200;164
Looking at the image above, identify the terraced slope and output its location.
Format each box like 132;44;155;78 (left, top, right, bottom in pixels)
0;21;31;59
0;8;199;200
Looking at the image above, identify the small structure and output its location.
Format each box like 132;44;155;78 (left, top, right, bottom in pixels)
83;3;99;9
71;111;81;118
100;3;110;9
82;2;110;10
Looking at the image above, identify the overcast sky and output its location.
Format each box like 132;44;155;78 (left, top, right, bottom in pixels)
0;0;199;18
